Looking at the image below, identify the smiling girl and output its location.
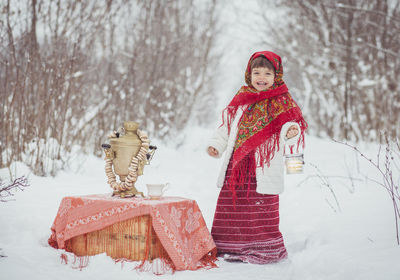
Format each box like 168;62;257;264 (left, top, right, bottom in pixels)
207;51;307;264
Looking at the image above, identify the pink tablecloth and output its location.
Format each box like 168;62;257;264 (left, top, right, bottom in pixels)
48;194;216;271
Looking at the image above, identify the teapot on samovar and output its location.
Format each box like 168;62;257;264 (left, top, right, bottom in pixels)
101;121;156;198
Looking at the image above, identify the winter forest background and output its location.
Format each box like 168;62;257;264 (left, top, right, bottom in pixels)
1;0;399;177
1;1;400;279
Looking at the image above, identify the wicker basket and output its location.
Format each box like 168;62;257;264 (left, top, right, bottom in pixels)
65;215;167;261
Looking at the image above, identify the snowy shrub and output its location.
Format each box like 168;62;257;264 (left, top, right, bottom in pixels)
0;0;220;176
257;0;400;142
0;176;29;203
336;135;400;245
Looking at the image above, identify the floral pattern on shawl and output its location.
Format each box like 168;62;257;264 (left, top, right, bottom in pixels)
235;92;298;149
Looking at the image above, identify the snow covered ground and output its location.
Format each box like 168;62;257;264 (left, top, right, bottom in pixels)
1;127;400;280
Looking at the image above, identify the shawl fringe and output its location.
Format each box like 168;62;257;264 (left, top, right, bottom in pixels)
220;51;308;206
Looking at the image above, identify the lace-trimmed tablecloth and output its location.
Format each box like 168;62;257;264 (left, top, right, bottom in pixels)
48;194;216;270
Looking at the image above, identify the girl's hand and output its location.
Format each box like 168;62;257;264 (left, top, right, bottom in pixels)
208;146;219;157
286;125;299;139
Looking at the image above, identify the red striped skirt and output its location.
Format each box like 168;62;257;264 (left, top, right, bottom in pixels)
211;154;288;264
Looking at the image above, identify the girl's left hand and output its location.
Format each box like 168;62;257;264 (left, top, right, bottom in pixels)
286;125;299;139
208;146;219;157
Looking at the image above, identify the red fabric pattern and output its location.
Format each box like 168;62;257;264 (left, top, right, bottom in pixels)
48;195;216;271
211;155;288;264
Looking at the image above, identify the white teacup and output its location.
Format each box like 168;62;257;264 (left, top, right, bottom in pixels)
146;183;170;199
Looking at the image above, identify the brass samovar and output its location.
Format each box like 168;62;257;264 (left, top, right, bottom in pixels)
101;121;156;198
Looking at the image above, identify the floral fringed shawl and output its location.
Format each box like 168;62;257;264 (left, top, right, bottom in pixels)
221;51;308;201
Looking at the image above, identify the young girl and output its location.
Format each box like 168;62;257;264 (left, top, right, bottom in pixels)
207;51;307;264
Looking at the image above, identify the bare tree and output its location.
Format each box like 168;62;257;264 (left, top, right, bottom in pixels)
257;0;400;142
0;0;112;175
94;0;219;139
1;0;220;176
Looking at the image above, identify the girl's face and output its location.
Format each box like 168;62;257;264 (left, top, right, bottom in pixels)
251;67;275;91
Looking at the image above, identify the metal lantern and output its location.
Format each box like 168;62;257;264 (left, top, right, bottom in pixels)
285;153;304;174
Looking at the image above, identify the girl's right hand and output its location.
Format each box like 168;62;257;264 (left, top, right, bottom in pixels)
208;146;219;157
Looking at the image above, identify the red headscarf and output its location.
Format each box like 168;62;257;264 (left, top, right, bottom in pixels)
222;51;307;199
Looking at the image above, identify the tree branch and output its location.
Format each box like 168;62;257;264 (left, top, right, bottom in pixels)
0;176;29;202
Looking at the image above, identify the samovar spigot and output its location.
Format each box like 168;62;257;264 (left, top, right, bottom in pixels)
101;144;113;160
146;145;157;163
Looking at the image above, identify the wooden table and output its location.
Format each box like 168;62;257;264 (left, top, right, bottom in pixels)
48;194;216;271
